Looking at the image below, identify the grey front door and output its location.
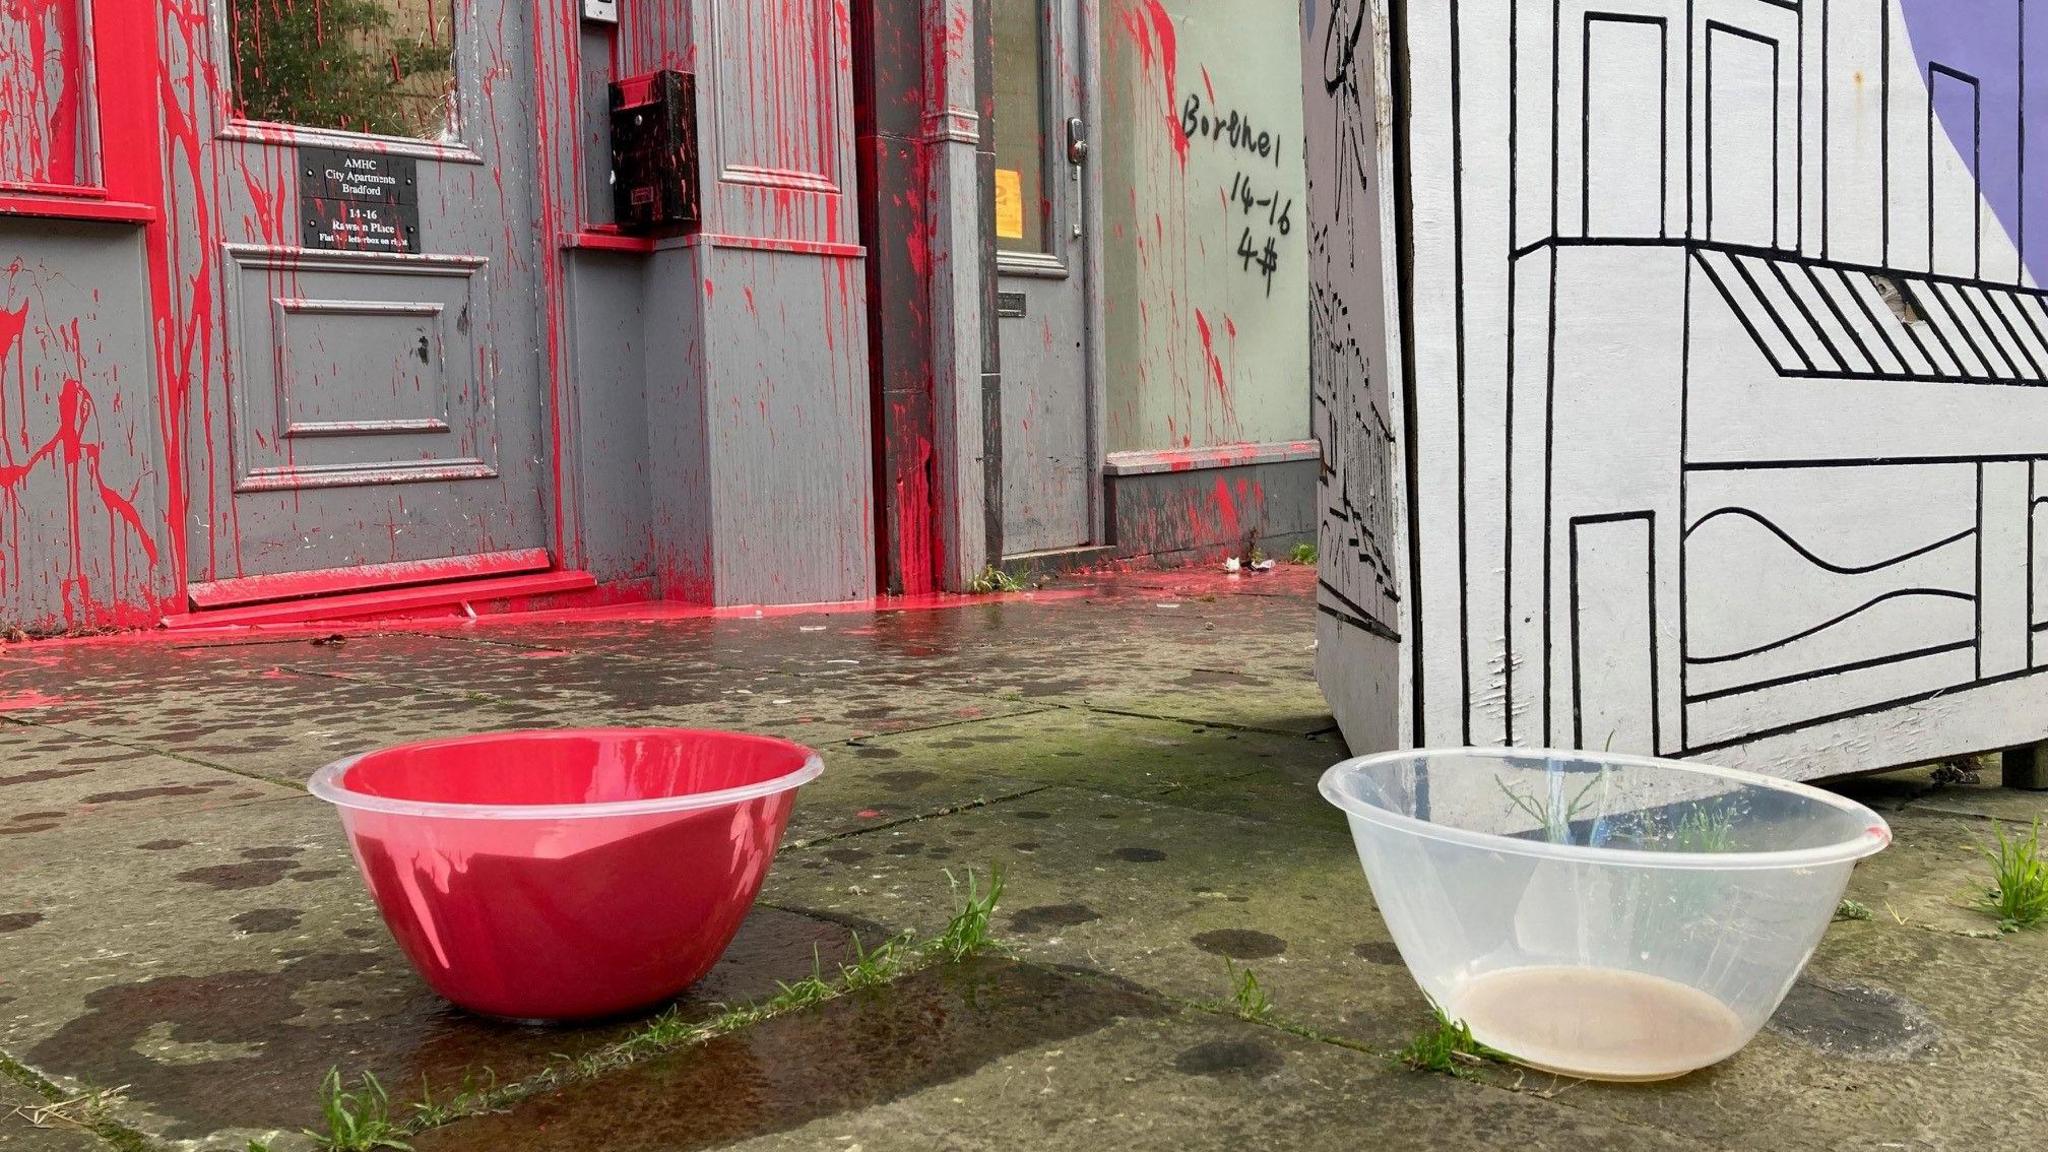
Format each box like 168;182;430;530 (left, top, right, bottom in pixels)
172;0;549;583
993;0;1093;556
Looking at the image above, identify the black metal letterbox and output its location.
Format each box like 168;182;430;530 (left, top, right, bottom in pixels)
609;70;699;233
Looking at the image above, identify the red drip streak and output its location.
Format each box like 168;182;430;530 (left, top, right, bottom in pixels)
1137;0;1187;165
0;293;160;622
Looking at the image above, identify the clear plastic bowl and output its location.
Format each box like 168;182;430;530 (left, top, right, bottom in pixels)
1320;747;1890;1081
310;728;822;1022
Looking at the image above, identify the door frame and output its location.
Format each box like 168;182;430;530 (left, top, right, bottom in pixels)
1076;0;1108;549
856;0;1108;591
158;0;567;592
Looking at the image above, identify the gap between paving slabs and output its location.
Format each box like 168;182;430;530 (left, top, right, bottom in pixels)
761;777;2048;1152
249;865;1021;1149
404;956;1718;1152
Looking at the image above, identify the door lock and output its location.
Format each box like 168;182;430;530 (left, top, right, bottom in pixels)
1067;117;1089;165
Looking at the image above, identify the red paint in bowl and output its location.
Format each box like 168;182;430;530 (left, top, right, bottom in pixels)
309;728;822;1022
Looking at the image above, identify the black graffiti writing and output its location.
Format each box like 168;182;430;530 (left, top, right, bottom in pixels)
1229;172;1294;236
1229;172;1291;296
1181;92;1283;168
1237;229;1280;296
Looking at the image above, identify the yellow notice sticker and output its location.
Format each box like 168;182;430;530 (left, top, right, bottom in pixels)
994;168;1025;239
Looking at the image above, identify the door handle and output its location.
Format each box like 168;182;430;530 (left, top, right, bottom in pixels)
1067;117;1089;165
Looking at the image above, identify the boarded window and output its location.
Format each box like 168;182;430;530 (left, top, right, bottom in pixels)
229;0;456;141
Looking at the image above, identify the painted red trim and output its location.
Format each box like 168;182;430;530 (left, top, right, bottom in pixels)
153;582;1086;637
187;549;554;609
685;232;866;259
566;228;661;253
0;181;107;199
0;195;155;223
162;570;598;629
530;0;582;572
101;0;182;620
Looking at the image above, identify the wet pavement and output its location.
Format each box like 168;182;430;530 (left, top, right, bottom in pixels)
0;566;2043;1151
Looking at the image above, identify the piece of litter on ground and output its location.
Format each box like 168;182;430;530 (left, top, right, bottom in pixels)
1251;559;1277;571
1156;602;1181;609
800;625;828;632
772;698;793;705
1223;557;1242;573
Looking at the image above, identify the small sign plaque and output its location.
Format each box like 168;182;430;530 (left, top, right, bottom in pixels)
299;146;421;254
996;291;1027;318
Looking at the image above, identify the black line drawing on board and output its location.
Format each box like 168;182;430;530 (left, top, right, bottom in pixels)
1308;0;2048;779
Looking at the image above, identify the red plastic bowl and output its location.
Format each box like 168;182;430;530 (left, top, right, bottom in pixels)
309;728;823;1022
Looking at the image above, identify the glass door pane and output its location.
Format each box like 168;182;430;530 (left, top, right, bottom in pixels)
993;0;1048;254
229;0;457;140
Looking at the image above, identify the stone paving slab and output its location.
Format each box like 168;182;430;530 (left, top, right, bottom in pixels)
764;786;1425;1053
841;707;1344;826
780;749;1045;848
1839;810;2013;936
0;791;874;1150
6;568;2048;1152
762;785;2048;1152
0;724;297;843
1491;872;2048;1152
255;633;1051;756
10;670;524;788
476;588;1330;735
412;958;1714;1152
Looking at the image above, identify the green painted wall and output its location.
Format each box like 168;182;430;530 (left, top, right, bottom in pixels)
1100;0;1311;454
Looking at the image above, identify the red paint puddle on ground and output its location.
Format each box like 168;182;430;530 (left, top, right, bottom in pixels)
9;587;1098;649
0;690;67;711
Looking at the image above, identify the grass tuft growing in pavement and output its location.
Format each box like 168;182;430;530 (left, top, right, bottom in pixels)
1290;542;1317;565
1224;960;1273;1021
1976;819;2048;932
968;566;1024;594
408;1069;500;1127
314;865;1009;1137
1833;899;1874;922
840;930;916;991
306;1069;411;1151
1397;1005;1509;1078
768;949;835;1011
929;864;1006;962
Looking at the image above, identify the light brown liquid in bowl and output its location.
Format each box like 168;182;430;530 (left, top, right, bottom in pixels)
1449;966;1751;1081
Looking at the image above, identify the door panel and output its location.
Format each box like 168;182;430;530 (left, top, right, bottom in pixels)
226;248;491;491
994;0;1091;555
176;0;547;580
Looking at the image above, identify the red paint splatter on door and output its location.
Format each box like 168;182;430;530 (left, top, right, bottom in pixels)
0;293;160;624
